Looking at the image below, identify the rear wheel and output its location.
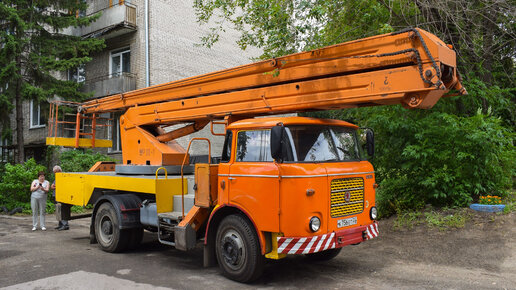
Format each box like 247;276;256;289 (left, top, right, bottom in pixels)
215;215;264;282
94;202;129;252
305;248;342;261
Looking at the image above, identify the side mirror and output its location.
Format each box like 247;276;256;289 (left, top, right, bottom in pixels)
270;125;285;161
366;129;374;157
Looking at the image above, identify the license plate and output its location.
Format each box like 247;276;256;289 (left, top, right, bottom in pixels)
337;217;357;228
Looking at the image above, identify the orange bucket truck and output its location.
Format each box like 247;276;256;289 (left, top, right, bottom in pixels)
47;28;465;282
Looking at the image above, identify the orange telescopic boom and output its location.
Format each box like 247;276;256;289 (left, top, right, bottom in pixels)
47;28;464;166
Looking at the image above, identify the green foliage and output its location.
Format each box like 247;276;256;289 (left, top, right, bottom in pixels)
0;151;115;212
59;149;117;172
0;1;104;101
334;105;514;215
0;158;46;206
0;1;105;161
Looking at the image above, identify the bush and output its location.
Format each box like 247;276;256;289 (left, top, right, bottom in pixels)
0;158;46;207
58;149;117;172
0;150;117;213
373;110;514;215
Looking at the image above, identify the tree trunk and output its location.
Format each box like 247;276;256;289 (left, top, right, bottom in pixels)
15;67;24;163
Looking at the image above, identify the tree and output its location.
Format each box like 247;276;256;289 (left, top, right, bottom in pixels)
194;0;515;213
194;0;514;85
0;1;104;163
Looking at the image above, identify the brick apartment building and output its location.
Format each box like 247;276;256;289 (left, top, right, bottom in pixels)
1;0;257;163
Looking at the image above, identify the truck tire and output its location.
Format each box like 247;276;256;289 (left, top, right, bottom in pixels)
215;215;264;282
305;248;342;261
95;202;129;252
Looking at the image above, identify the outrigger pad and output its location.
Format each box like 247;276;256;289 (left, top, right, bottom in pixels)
175;224;197;251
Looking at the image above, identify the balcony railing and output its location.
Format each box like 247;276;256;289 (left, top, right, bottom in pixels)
63;3;137;39
81;72;137;98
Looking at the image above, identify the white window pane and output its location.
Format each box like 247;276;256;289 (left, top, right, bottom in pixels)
112;55;121;76
122;51;130;73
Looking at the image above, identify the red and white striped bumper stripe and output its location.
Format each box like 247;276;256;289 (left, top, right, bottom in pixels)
364;222;379;240
277;232;336;255
277;222;379;255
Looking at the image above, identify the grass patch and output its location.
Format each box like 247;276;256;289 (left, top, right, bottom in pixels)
424;209;469;230
393;208;470;231
393;211;423;230
502;191;515;214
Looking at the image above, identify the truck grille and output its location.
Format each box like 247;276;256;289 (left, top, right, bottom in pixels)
330;177;364;218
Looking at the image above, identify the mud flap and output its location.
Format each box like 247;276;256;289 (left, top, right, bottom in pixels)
203;243;217;267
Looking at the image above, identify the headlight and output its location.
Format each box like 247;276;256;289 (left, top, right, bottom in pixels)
370;206;378;220
309;216;321;232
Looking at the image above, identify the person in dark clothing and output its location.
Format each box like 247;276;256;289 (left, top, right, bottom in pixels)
52;165;69;231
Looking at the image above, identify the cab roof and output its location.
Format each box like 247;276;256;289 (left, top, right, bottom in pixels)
227;116;358;130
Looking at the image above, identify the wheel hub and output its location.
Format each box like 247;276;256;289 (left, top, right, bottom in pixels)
101;219;113;236
220;230;245;269
222;236;241;265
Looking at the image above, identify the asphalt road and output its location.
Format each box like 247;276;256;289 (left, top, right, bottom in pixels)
0;213;514;289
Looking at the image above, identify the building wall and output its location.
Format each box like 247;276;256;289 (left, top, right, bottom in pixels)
22;102;47;145
93;0;259;158
6;0;260;163
142;0;260;155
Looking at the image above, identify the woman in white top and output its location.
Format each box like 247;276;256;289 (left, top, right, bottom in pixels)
30;171;49;231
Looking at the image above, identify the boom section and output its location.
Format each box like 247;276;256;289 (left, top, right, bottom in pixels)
80;28;465;125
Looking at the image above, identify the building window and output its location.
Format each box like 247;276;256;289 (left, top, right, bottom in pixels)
110;47;130;77
30;100;48;129
109;112;122;152
68;64;85;83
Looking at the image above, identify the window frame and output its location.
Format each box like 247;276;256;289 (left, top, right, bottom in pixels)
109;47;131;78
29;100;46;129
235;129;274;163
282;125;364;163
220;130;233;163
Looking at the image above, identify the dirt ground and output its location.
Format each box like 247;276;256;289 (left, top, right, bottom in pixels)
0;209;514;289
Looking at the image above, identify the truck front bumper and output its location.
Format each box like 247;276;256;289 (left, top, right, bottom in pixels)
276;222;379;255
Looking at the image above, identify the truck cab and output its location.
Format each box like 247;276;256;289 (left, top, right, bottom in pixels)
210;116;378;280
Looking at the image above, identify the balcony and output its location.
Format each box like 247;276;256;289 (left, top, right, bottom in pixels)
81;73;136;98
63;3;137;39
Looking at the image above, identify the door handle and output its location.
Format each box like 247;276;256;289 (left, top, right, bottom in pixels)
228;177;236;180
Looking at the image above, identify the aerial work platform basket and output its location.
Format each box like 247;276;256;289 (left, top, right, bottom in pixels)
46;101;113;148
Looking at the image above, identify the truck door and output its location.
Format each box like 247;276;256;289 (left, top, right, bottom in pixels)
228;129;280;233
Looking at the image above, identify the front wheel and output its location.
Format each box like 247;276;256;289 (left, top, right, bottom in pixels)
215;215;264;282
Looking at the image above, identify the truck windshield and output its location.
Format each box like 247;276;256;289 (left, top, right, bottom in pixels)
284;125;363;162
